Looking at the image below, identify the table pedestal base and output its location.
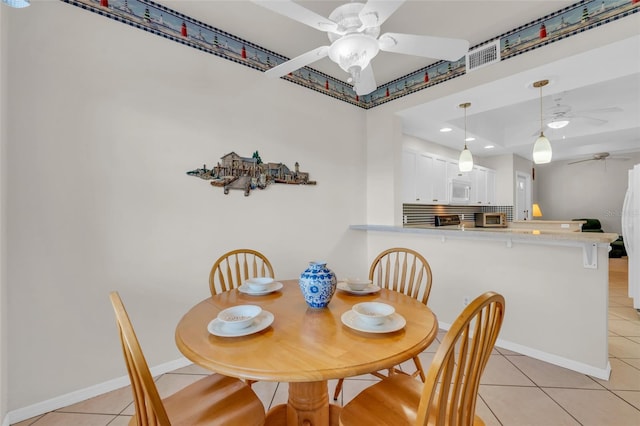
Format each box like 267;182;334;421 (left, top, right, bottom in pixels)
265;381;341;426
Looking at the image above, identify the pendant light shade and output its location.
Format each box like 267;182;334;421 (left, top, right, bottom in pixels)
532;80;552;164
458;147;473;172
533;133;552;164
2;0;30;7
458;102;473;172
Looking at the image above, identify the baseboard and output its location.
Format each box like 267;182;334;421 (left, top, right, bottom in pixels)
6;357;192;425
437;321;612;380
495;338;612;380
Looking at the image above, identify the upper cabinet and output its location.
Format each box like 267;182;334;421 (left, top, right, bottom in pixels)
469;166;496;205
402;150;496;205
486;169;496;205
402;150;419;203
402;151;448;204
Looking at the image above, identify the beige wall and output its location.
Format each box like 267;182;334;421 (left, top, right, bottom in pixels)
483;154;516;206
3;0;638;420
5;2;368;411
537;151;640;235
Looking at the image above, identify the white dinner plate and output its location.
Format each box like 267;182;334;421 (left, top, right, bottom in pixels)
238;281;284;295
337;282;381;295
208;310;274;337
341;310;406;333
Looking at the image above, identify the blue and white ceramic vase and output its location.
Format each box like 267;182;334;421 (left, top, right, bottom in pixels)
299;261;337;309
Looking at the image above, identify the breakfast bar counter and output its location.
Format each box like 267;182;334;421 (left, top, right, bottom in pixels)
352;224;618;244
350;223;617;380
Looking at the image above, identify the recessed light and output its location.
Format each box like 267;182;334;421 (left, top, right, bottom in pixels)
440;127;452;132
465;137;475;142
484;145;495;149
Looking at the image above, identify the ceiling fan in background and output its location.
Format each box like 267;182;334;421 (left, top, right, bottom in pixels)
529;96;624;137
544;94;623;130
251;0;469;95
568;152;631;165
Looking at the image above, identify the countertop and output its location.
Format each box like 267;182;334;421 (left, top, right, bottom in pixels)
351;224;618;245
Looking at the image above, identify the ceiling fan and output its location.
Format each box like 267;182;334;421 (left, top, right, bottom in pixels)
251;0;469;96
544;95;623;129
529;98;623;137
568;152;630;165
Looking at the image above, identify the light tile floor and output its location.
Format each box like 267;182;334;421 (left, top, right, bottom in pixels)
12;258;640;425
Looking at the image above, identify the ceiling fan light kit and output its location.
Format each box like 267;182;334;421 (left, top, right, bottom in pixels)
327;34;379;84
254;0;469;96
458;102;474;172
547;119;570;129
532;79;552;164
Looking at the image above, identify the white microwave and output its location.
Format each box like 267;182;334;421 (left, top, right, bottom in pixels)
450;179;471;204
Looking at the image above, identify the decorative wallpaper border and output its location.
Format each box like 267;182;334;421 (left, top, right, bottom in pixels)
61;0;638;109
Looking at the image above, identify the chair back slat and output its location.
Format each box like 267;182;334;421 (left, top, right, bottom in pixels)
110;292;171;426
368;248;433;305
416;292;505;426
209;249;274;296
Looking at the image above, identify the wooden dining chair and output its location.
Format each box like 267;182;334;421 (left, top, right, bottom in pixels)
209;249;275;296
333;247;433;400
339;291;505;426
109;292;266;426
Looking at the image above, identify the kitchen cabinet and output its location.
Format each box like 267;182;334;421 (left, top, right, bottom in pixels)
402;150;495;205
472;167;487;205
470;166;497;205
402;151;448;204
428;155;448;204
486;169;496;205
447;160;471;182
402;150;418;203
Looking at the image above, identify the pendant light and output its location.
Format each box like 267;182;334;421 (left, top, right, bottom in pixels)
458;102;473;172
532;80;552;164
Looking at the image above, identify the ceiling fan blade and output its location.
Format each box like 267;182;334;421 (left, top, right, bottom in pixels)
354;64;377;96
251;0;338;33
579;115;608;125
264;46;329;78
378;32;469;61
568;158;595;165
358;0;406;28
576;106;623;115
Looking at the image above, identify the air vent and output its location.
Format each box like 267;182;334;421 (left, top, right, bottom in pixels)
465;40;501;72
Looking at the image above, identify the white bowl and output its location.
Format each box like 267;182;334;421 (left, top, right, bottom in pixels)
217;305;262;330
345;278;372;291
352;302;395;326
245;277;274;291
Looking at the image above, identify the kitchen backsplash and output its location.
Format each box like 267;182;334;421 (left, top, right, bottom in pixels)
403;204;514;227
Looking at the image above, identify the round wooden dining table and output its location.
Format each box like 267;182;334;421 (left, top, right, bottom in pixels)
175;279;438;426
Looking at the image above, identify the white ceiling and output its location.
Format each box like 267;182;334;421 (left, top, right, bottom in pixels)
158;1;640;163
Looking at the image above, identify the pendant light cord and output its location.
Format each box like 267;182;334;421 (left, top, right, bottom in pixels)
464;105;468;149
539;84;544;137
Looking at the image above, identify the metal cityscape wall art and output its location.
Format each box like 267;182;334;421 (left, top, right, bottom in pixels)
63;0;638;109
187;151;316;197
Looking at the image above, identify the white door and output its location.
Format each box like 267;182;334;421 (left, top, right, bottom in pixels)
515;172;532;220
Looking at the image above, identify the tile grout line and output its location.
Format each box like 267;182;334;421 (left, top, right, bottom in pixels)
500;350;590;426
